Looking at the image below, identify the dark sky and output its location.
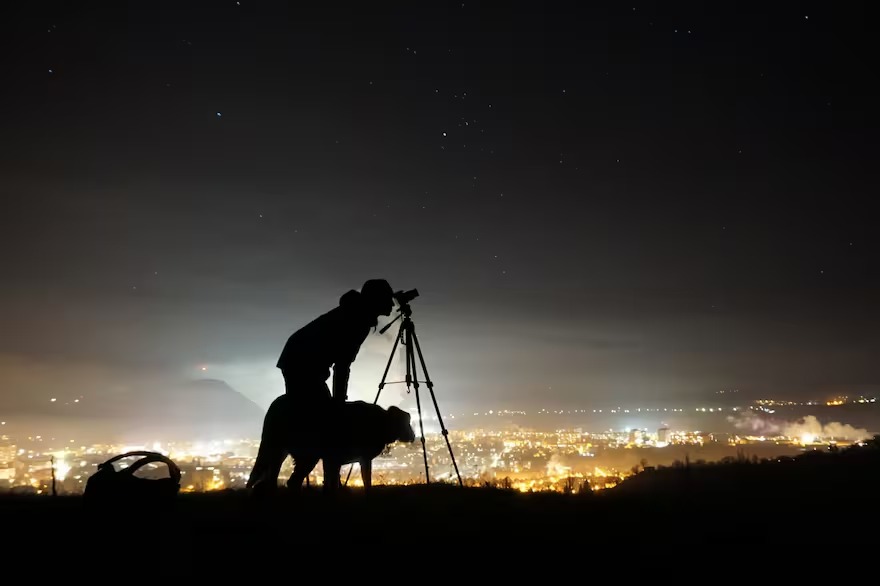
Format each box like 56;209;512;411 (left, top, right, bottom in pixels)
1;1;877;420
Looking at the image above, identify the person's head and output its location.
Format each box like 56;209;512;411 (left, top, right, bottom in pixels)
360;278;394;317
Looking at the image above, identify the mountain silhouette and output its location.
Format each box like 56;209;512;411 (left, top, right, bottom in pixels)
123;378;267;441
0;377;266;444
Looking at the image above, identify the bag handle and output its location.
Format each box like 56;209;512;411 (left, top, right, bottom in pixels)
99;451;181;484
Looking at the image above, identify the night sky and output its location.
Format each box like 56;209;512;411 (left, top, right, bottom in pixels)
1;1;877;425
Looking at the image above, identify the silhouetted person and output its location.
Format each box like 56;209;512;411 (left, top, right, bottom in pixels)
246;278;394;494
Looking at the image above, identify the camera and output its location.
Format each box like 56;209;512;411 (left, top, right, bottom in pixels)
393;288;419;306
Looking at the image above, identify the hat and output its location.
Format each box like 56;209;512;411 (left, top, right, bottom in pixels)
360;278;393;302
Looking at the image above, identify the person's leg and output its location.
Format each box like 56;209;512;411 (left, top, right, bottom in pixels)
282;375;339;492
321;399;344;494
321;452;342;494
247;394;290;494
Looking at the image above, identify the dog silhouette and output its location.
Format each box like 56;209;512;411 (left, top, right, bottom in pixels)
286;400;416;491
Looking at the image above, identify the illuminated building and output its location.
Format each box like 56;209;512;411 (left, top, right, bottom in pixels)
657;427;669;443
0;436;15;487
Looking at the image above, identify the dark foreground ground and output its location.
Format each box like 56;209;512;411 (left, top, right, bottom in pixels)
3;442;879;551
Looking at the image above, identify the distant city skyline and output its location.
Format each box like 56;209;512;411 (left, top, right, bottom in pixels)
2;392;877;449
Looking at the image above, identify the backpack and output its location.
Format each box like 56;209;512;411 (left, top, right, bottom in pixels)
83;450;181;508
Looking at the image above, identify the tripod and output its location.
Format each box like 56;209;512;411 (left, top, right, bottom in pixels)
348;298;463;487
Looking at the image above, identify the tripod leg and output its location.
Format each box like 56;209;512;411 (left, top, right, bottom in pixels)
373;318;405;404
410;325;463;487
406;322;431;484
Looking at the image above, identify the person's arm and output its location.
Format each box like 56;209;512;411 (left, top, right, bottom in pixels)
331;363;351;404
332;324;370;404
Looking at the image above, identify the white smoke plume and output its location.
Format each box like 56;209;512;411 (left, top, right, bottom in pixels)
546;453;572;478
727;412;871;442
787;416;872;442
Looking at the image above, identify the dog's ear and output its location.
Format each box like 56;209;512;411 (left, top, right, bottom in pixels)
387;405;407;422
388;406;415;442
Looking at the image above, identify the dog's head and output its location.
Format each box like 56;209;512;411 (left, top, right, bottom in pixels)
387;405;416;443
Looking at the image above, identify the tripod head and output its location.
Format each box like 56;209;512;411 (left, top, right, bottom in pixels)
393;288;418;315
380;289;419;333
